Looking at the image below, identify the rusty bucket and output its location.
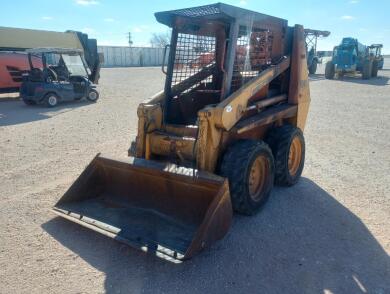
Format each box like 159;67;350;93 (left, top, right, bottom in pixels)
53;154;232;262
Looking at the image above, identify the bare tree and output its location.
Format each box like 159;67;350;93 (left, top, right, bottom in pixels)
150;31;171;48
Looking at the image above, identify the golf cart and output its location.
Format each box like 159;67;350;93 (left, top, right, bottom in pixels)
20;48;99;107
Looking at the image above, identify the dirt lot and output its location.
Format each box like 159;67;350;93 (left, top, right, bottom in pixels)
1;61;389;294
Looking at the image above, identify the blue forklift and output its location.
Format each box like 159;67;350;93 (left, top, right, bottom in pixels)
20;48;99;107
325;38;380;80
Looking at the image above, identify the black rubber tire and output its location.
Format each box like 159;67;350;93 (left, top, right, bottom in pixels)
44;93;59;108
266;125;305;186
325;61;335;79
86;89;99;102
362;60;372;80
220;140;275;215
371;61;378;78
22;99;36;106
308;59;318;75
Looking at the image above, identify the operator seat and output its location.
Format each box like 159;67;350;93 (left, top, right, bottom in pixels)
29;68;44;82
44;68;58;82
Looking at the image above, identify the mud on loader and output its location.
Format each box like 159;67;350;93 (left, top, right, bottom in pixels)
53;3;310;262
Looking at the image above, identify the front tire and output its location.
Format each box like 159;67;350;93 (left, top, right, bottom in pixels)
220;140;275;215
362;60;372;80
267;125;305;186
325;61;335;79
86;89;99;102
371;61;378;78
45;93;59;108
309;59;318;75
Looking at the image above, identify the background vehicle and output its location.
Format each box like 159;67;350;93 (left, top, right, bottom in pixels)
0;26;102;93
368;44;384;70
325;37;379;80
304;29;330;74
0;52;42;93
20;48;99;107
53;3;311;262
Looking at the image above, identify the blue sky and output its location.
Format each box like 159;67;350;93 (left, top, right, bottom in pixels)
1;0;389;52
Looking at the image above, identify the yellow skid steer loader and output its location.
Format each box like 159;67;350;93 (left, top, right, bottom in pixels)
53;3;311;262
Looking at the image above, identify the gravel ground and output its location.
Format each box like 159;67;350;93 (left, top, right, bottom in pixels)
1;61;389;294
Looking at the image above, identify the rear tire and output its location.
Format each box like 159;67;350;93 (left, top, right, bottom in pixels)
86;89;99;102
371;61;378;77
362;60;372;80
22;99;36;106
220;140;275;215
266;125;305;186
45;93;59;108
325;61;335;79
308;59;318;75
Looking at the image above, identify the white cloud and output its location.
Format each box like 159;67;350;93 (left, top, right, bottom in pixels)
349;0;359;3
41;16;53;20
75;0;99;6
133;27;143;33
238;0;247;6
341;15;355;20
104;18;115;22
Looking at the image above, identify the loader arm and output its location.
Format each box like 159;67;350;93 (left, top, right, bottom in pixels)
214;56;291;131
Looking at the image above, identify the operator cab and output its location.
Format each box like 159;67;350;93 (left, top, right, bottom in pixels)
20;47;99;107
368;44;384;70
155;5;288;125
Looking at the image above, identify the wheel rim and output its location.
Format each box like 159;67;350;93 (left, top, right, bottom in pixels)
89;91;97;100
248;155;269;201
48;96;57;106
288;136;302;176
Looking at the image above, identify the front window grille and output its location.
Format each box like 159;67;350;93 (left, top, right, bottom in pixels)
171;33;216;94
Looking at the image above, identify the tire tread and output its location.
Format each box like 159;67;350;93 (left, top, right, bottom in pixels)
220;140;274;215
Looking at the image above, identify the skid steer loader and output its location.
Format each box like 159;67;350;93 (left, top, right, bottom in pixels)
53;3;310;262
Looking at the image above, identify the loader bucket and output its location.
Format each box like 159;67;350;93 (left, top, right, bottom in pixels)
53;154;232;262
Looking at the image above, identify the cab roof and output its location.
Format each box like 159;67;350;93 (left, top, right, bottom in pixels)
155;2;287;27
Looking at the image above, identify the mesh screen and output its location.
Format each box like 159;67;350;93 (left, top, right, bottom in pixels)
172;33;216;93
171;5;220;18
231;27;273;92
